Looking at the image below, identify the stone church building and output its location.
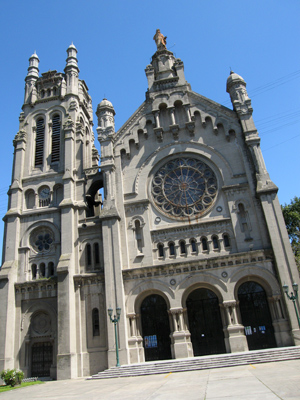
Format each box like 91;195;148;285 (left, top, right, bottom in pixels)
0;34;299;380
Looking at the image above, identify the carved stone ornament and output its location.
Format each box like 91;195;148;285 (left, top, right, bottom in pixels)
63;115;75;131
31;312;51;335
152;157;218;219
13;129;27;144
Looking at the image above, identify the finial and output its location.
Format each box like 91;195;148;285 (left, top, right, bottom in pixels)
153;29;167;50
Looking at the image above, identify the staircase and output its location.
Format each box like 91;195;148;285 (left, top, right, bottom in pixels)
89;346;300;380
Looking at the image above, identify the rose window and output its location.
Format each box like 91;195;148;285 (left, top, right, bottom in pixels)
151;158;218;219
30;229;54;253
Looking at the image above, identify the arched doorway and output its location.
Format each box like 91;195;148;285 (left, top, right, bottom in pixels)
238;281;276;350
140;294;172;361
186;288;226;356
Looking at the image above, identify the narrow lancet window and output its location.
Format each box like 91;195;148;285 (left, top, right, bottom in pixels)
35;118;45;167
51;114;60;162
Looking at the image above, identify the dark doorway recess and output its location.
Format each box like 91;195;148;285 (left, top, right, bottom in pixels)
141;294;172;361
186;288;226;356
238;281;276;350
31;342;53;377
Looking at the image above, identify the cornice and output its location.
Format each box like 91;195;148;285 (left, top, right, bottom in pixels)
122;249;272;281
188;91;238;119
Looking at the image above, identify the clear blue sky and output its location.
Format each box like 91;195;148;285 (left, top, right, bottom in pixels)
0;0;299;258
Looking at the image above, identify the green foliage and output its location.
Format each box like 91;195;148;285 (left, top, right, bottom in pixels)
282;196;300;270
0;381;43;392
0;369;24;387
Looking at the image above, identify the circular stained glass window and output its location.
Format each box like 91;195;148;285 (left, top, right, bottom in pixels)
30;228;54;253
151;158;218;219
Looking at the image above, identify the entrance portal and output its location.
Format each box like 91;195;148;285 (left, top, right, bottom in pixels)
31;342;53;377
186;288;226;356
140;294;172;361
238;281;276;350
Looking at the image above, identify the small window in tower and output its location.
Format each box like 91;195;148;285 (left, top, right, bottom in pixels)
201;237;208;251
169;242;175;256
190;239;197;253
224;234;230;248
39;263;45;277
92;308;100;336
86;244;92;268
51;114;61;163
35;118;45;167
212;236;219;249
94;243;100;265
158;243;164;258
25;189;35;209
48;262;55;276
32;264;37;280
180;240;186;254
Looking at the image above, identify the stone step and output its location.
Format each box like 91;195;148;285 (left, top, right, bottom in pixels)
89;346;300;379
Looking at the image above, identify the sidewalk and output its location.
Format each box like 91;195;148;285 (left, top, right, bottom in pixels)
1;359;299;399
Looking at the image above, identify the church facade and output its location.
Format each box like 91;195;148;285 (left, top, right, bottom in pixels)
0;36;299;380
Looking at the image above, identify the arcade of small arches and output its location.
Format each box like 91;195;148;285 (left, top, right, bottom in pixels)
84;241;102;271
126;277;286;362
156;233;231;259
31;261;55;280
25;184;63;209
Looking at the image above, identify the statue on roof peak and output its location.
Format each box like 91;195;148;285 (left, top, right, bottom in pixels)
153;29;167;50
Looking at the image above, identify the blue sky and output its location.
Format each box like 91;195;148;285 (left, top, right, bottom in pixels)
0;0;299;258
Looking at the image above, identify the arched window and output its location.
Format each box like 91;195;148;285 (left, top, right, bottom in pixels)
25;189;35;209
51;114;61;162
32;264;37;280
39;263;45;277
54;185;63;206
94;243;100;265
35;118;45;167
86;244;92;268
48;262;55;277
223;234;230;248
190;239;197;253
169;242;175;256
201;237;208;251
180;240;186;254
92;308;100;336
212;236;219;249
158;243;164;258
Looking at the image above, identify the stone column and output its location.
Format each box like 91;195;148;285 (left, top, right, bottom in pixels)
127;313;144;363
56;116;78;380
269;295;291;347
169;307;193;359
223;300;248;353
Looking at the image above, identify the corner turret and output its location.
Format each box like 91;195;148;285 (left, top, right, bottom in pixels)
96;98;116;166
24;52;39;104
64;43;79;95
226;71;277;193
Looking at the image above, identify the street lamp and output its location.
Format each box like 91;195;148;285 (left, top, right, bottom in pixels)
283;283;300;328
108;307;121;367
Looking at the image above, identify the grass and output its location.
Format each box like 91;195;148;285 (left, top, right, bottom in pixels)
0;381;44;392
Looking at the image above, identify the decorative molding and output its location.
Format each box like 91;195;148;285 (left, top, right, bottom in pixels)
122;249;271;281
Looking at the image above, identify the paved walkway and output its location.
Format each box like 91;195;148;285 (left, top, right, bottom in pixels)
1;359;300;399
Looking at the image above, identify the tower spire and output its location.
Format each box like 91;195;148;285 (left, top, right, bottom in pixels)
64;43;79;95
24;52;39;104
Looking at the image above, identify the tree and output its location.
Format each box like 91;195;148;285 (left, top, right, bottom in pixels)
282;196;300;270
